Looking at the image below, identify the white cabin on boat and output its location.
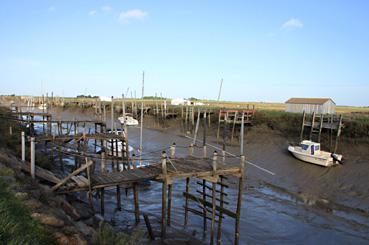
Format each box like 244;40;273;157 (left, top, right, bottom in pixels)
285;98;336;114
299;140;321;155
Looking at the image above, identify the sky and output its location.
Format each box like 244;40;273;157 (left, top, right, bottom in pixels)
0;1;368;106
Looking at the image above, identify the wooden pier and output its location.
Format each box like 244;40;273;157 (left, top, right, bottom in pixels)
3;105;246;245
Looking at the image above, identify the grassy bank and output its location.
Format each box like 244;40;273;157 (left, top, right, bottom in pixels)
0;179;55;244
252;110;369;141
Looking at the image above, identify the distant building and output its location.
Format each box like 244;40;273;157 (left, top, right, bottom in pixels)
285;98;336;114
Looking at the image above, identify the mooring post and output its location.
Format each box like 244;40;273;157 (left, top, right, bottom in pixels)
235;155;245;245
100;188;105;216
170;142;176;159
210;151;217;245
133;183;140;224
161;151;167;239
21;131;25;162
216;109;222;142
189;143;194;156
193;109;201;145
101;151;106;173
111;96;114;132
240;112;245;156
116;185;121;211
30;137;35;179
203;112;207;158
167;183;172;226
9;126;12;135
184;177;190;226
216;175;225;245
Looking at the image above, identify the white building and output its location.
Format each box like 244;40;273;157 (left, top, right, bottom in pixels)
285;98;336;114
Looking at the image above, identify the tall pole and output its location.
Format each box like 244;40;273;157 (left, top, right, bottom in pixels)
217;78;223;101
240;112;245;156
139;71;145;167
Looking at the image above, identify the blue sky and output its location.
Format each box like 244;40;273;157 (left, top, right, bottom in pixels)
0;1;368;106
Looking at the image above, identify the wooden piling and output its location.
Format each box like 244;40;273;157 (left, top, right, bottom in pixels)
161;151;167;239
184;177;190;226
133;184;140;224
116;185;121;211
30;137;35;179
167;184;172;226
100;188;105;216
210;151;218;245
21;131;25;162
235;155;245;245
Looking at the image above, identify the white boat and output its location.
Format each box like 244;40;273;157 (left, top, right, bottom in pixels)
38;103;48;110
118;114;139;126
288;140;342;167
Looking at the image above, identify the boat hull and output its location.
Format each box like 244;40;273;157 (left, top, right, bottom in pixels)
288;146;341;167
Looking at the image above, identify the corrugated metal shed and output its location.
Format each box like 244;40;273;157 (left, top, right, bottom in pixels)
285;98;336;114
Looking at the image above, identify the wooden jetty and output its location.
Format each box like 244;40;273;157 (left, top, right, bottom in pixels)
300;111;343;152
4;103;246;245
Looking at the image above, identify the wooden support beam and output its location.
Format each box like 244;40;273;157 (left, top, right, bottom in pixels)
51;160;93;191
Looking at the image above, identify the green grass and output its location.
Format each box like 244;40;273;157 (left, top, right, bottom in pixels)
92;222;143;245
0;180;55;245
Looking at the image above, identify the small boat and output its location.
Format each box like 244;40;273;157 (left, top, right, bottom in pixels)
288;140;342;167
38;103;48;110
118;114;139;126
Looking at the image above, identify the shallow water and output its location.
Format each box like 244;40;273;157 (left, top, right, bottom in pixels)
34;108;369;244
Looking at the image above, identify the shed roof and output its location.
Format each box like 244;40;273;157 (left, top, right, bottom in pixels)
285;98;334;105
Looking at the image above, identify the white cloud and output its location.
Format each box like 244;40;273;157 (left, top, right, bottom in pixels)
102;5;112;12
282;18;303;30
48;6;55;12
89;10;97;16
118;9;147;23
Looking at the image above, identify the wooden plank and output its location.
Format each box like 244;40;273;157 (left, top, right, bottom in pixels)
52;160;93;191
183;192;236;219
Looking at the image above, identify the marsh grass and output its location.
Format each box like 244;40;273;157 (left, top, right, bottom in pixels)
0;180;55;245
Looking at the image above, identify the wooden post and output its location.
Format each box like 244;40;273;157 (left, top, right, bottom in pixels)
100;188;105;216
30;137;35;179
139;71;145;167
161;151;167;239
334;115;343;153
240;112;245;156
167;184;172;226
300;111;306;141
184;177;190;226
101;151;106;173
309;112;316;141
170;143;176;159
210;151;218;245
193;109;201;145
216;110;222;142
202;179;207;233
216;176;225;245
133;184;140;223
203;112;207;158
116;185;121;211
231;111;238;143
9;126;12;135
235;155;245;245
21;131;25;162
318;114;324;143
143;214;155;240
111;96;114;132
189;143;194;156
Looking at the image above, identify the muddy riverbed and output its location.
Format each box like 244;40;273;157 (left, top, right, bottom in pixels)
31;107;369;244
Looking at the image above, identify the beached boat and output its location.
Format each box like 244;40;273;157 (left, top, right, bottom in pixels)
288;140;342;167
118;114;139;126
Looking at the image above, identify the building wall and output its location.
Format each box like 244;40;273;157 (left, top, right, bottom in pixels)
286;100;336;114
